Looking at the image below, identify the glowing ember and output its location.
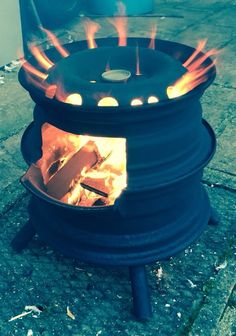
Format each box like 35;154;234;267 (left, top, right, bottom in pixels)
109;2;127;47
148;96;159;104
83;19;101;49
131;99;143;106
98;97;119;106
37;124;127;207
65;93;83;106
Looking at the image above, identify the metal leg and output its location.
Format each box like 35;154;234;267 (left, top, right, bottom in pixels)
129;265;152;320
208;207;220;226
11;219;36;252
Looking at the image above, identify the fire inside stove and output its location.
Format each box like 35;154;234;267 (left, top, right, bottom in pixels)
20;7;220;208
37;123;127;206
22;14;219;106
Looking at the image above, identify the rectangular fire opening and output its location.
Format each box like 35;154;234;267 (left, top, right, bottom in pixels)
37;123;127;206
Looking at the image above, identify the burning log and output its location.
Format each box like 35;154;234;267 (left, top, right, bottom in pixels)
46;141;100;199
81;177;109;198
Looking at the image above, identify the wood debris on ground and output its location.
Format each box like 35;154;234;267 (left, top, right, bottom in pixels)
8;310;32;322
215;260;228;271
66;306;76;320
155;266;163;280
187;279;197;288
9;305;43;322
25;305;43;314
4;60;21;72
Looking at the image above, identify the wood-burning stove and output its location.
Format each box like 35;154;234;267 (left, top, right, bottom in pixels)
12;35;219;320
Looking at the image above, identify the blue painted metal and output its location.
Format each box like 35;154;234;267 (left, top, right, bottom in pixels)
16;37;217;320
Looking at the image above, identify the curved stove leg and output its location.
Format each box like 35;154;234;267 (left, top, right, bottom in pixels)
11;219;36;252
208;207;220;226
129;265;152;320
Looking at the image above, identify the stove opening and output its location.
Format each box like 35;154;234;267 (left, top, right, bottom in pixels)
37;123;127;206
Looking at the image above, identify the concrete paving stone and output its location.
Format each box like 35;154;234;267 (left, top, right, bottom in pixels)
0;150;26;215
0;71;33;141
213;305;236;336
0;185;235;335
176;22;235;50
213;38;236;88
169;0;232;12
0;130;28;171
208;116;236;176
189;257;236;336
207;5;236;28
203;167;236;190
202;85;236;135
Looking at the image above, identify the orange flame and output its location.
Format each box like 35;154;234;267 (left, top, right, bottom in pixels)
22;59;48;80
183;40;207;68
41;28;69;58
45;85;57;99
109;2;127;47
30;45;54;70
25;73;48;93
167;41;219;99
83;19;101;49
148;25;157;49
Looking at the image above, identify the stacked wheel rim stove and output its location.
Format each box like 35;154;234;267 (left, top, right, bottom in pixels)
12;37;217;320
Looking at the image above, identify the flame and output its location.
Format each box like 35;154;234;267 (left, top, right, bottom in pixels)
106;61;111;72
83;19;101;49
65;93;83;106
167;40;219;99
98;97;119;106
136;46;141;76
22;59;48;80
109;2;127;47
148;96;159;104
183;40;207;68
45;85;57;99
23;27;70;99
41;28;69;58
29;45;54;70
148;25;157;49
37;124;127;207
131;98;143;106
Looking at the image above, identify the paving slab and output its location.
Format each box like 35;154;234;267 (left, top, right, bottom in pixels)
0;186;235;336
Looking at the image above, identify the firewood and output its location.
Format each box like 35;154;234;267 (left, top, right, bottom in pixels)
46;141;100;199
80;177;110;198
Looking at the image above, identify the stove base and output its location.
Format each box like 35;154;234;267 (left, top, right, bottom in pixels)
11;207;218;320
